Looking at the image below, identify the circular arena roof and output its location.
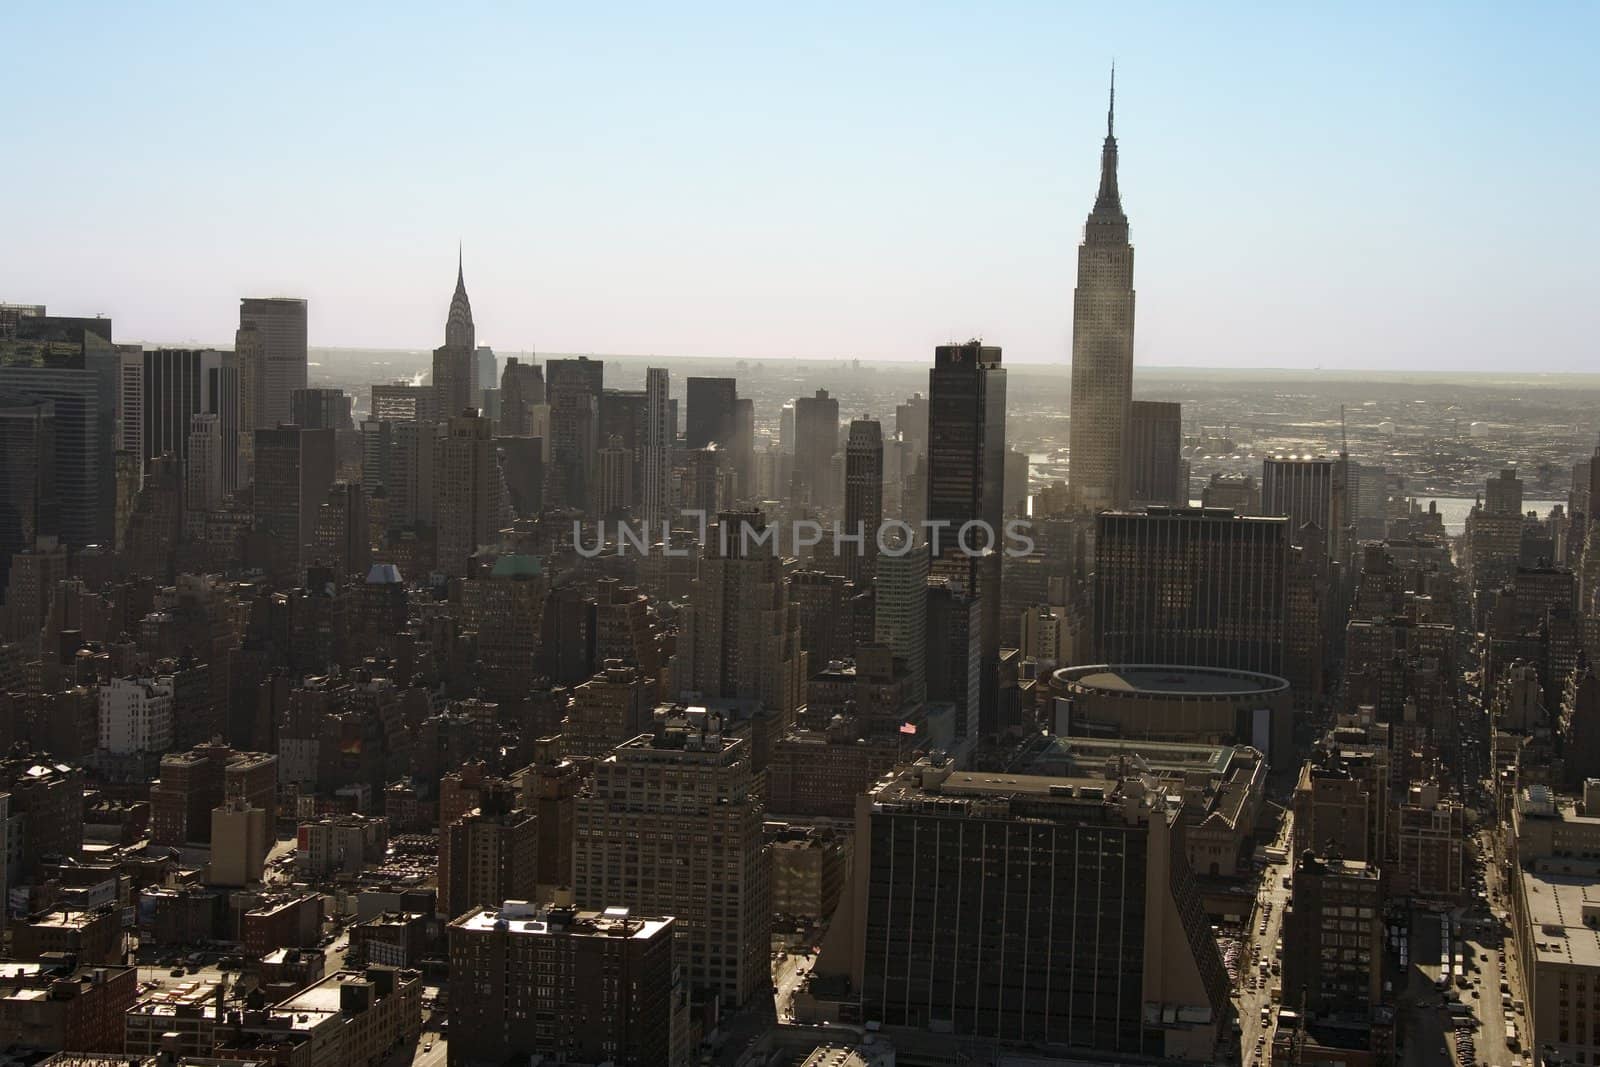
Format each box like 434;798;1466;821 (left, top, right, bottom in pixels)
1052;664;1289;698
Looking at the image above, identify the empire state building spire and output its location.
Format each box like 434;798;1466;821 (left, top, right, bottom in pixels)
1067;65;1137;513
1089;65;1126;234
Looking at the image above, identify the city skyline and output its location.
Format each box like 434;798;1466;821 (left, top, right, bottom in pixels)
4;5;1597;371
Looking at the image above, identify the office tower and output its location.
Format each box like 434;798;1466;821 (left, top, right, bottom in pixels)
598;388;647;506
495;434;543;519
434;412;502;577
1004;447;1030;516
843;419;883;585
1200;472;1259;513
873;539;928;704
894;392;929;458
238;297;307;428
686;376;736;449
290;387;353;430
546;357;603;511
567;660;653;758
313;481;370;577
1262;454;1349;559
643;367;671;524
98;675;175;755
440;793;538;921
475;345;497;406
0;396;56;592
371;381;438;424
574;707;770;1006
1126;399;1184;505
1281;851;1382;1018
499;357;546;436
123;455;183;581
731;396;755;501
1094;506;1289;675
185;413;224;513
141;347;240;496
926;341;1006;730
1067;74;1136;512
597;436;633;515
234;322;262;479
450;903;686;1067
427;251;478;419
117;346;144;477
253;426;336;582
470;554;547;704
793;389;839;508
686;447;721;516
778;401;795;454
925;577;981;736
850;757;1229;1056
673;511;803;725
0;316;119;546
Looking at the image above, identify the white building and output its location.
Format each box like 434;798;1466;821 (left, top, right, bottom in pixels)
98;676;174;755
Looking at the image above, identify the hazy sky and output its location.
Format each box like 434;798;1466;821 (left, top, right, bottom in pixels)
4;3;1597;370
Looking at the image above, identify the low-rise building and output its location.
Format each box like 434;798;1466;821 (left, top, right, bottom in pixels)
124;976;228;1058
218;967;421;1067
241;894;324;959
448;902;689;1066
11;906;124;965
0;960;137;1053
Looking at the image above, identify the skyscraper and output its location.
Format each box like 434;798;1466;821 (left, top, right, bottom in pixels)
0;395;56;591
574;706;770;1007
1126;399;1184;505
1067;72;1136;512
433;252;477;419
499;357;546;437
290;387;353;431
873;538;928;705
1094;506;1289;675
642;367;671;524
926;341;1006;730
673;511;804;725
685;376;736;450
545;357;603;512
434;412;502;577
793;389;839;508
1261;454;1349;559
843;419;883;585
238;297;307;429
253;426;336;583
141;348;239;494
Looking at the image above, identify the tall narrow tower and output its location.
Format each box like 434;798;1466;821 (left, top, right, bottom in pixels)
434;248;477;419
1068;68;1136;512
642;367;671;524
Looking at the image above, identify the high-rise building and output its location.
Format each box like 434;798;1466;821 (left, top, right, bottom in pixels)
843;419;883;585
926;341;1006;729
848;756;1230;1056
686;376;737;449
673;511;804;726
427;252;478;421
117;346;144;476
1262;453;1349;559
313;481;370;577
467;554;547;704
141;347;239;494
238;297;307;428
290;387;353;430
1281;850;1383;1018
1067;74;1136;513
643;367;671;524
440;793;538;921
1126;399;1184;505
574;706;770;1006
546;357;603;511
499;357;546;437
567;660;653;758
0;316;119;546
1094;506;1289;675
874;539;928;705
98;675;174;755
449;903;687;1067
925;577;981;736
0;395;56;591
253;426;336;582
793;389;839;508
475;346;497;407
434;412;502;577
184;413;224;514
371;381;438;425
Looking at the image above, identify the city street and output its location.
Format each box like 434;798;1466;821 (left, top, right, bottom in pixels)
1237;809;1295;1066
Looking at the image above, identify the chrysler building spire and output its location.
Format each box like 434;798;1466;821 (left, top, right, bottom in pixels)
445;244;475;351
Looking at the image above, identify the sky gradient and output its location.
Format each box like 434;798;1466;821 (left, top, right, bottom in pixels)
4;3;1597;370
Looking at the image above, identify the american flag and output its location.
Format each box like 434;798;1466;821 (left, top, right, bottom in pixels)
899;722;917;735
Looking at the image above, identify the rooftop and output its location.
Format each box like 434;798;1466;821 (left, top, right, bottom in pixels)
453;902;672;941
1057;663;1290;697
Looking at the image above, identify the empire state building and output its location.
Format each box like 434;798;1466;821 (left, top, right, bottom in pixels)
1068;71;1135;512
